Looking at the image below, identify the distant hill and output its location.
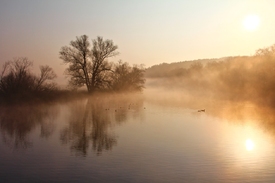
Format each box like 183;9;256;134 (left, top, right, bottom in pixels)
145;57;236;78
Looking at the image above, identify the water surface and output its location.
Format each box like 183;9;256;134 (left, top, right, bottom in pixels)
1;93;275;182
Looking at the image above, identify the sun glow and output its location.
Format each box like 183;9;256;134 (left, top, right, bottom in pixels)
245;139;255;151
243;15;260;31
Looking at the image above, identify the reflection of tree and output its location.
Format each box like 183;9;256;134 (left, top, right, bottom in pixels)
60;100;90;155
61;93;144;156
90;101;116;154
60;98;117;156
0;104;58;149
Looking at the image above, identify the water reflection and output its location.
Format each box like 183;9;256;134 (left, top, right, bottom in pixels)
145;89;275;140
60;98;116;156
0;104;59;149
145;90;275;176
60;93;144;156
212;103;275;141
0;93;144;155
1;92;275;182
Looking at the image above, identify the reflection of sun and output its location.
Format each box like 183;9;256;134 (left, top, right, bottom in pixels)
243;15;260;31
245;139;255;151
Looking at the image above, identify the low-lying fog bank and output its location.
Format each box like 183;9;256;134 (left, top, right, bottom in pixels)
144;86;275;140
145;50;275;109
144;47;275;138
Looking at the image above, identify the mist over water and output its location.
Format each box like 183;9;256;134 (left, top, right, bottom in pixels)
1;91;275;182
146;54;275;129
146;54;275;108
145;86;275;139
145;62;275;138
1;53;275;182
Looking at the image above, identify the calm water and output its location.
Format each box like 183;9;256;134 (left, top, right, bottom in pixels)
1;93;275;182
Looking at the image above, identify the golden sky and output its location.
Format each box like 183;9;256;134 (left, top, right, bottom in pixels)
1;0;275;83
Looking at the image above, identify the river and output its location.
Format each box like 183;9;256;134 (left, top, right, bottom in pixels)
1;92;275;182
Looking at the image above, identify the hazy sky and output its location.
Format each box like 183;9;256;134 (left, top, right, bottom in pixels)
1;0;275;83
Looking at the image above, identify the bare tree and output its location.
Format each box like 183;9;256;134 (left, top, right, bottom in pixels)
0;57;57;101
0;62;10;89
0;58;35;96
35;65;57;91
59;35;118;92
111;61;145;92
90;37;118;91
59;35;91;90
255;44;275;57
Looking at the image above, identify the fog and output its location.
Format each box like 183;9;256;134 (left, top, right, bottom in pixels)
144;53;275;138
1;46;275;147
146;54;275;109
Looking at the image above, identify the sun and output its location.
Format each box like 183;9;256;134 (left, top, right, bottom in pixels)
245;139;255;151
243;15;260;31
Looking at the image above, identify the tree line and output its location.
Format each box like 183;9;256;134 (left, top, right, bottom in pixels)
0;35;145;103
0;57;57;102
